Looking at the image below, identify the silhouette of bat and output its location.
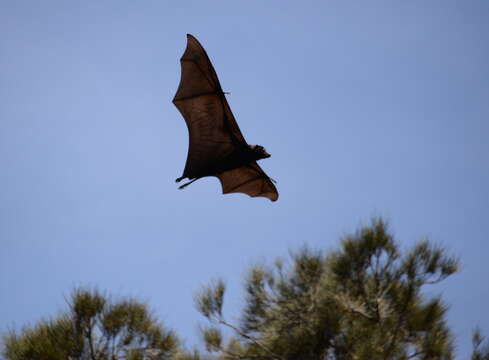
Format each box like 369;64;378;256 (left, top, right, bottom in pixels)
172;34;278;201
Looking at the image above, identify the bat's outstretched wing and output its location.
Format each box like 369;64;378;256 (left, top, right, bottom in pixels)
216;162;279;202
173;34;247;179
173;34;279;201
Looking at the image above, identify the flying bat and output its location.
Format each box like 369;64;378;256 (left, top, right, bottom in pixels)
172;34;278;201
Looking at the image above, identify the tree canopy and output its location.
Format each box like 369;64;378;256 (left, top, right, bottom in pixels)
3;288;180;360
196;219;460;360
3;220;488;360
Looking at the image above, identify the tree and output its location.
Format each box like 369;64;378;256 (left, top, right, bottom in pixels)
2;288;181;360
3;220;486;360
196;219;460;360
472;329;489;360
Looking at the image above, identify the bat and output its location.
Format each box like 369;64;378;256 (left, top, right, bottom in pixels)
172;34;278;201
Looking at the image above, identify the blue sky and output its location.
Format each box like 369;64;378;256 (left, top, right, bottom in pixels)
1;1;488;357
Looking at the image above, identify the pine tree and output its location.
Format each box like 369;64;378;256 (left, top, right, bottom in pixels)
196;219;459;360
3;288;180;360
472;329;489;360
3;220;485;360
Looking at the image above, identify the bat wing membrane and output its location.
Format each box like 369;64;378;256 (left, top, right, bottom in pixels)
216;162;278;201
173;35;247;178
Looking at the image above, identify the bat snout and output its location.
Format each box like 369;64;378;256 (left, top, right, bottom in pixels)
260;148;271;158
251;145;271;160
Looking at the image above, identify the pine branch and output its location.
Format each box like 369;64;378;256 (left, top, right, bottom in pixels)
216;317;283;360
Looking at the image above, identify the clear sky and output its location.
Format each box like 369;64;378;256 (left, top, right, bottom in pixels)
1;1;488;357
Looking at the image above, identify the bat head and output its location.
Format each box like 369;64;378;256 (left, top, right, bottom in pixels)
250;145;271;160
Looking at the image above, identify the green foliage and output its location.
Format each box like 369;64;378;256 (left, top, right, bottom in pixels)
2;316;82;360
196;219;459;360
202;327;222;352
196;280;226;321
472;329;489;360
3;288;179;360
3;219;484;360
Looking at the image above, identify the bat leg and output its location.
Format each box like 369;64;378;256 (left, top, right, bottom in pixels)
175;176;185;183
178;178;199;189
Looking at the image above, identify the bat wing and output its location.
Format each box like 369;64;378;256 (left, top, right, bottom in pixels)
216;162;279;202
173;34;247;179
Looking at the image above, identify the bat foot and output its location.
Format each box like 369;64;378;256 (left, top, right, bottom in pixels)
175;176;185;183
178;178;199;189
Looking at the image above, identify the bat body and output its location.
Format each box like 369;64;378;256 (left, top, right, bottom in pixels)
172;34;278;201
